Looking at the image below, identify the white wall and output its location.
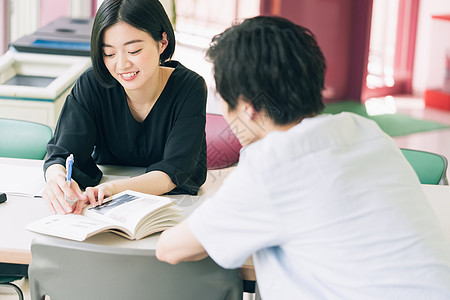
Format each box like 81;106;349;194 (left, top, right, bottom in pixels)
70;0;92;18
159;0;174;24
412;1;450;95
9;0;39;46
0;0;8;55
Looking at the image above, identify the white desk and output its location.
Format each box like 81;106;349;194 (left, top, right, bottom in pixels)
1;157;450;282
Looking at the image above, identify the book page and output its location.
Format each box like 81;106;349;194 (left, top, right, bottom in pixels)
25;214;132;241
0;163;45;197
135;220;180;240
136;211;181;239
26;190;179;241
137;209;181;231
84;190;177;235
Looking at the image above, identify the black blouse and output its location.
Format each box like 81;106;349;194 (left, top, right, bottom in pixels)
44;61;207;195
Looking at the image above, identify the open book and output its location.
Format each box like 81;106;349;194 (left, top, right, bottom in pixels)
26;190;182;241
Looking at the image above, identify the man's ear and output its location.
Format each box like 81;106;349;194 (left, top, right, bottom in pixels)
159;32;169;54
237;95;257;120
244;103;261;121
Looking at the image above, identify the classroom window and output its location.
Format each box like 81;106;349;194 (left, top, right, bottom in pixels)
363;0;419;99
175;0;260;38
367;0;398;89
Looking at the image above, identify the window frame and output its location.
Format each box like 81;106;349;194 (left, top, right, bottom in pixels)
362;0;420;100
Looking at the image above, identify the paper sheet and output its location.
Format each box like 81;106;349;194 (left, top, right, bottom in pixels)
0;163;46;197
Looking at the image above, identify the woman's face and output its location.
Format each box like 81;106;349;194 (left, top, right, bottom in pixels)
102;21;168;91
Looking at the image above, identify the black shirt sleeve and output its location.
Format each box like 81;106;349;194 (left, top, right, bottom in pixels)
44;73;102;189
147;72;207;195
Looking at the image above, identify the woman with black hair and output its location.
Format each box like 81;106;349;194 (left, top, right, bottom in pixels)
43;0;207;214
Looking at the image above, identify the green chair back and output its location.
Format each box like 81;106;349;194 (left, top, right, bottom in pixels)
401;148;448;185
0;118;53;160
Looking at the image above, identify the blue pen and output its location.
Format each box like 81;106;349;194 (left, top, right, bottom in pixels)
65;154;75;205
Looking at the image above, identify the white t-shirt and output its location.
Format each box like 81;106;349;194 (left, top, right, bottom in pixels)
188;112;450;300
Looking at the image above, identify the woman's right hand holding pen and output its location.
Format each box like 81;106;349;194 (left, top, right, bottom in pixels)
43;164;87;214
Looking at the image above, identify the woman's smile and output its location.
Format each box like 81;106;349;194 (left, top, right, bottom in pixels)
120;71;139;81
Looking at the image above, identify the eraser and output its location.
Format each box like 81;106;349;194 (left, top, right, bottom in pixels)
0;192;6;204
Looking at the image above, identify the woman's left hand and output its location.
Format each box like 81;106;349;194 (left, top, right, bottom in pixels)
74;183;114;214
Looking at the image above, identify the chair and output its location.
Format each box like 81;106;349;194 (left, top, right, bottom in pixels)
206;114;256;295
0;118;52;298
401;148;449;185
0;276;24;300
0;118;53;160
29;236;243;300
206;113;242;170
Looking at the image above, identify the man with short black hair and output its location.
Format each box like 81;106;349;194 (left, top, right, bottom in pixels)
157;16;450;299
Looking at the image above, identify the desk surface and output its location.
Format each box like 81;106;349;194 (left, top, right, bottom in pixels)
0;158;232;261
0;158;257;277
1;157;450;282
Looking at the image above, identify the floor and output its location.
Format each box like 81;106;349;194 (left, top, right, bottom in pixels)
368;95;450;181
1;95;449;300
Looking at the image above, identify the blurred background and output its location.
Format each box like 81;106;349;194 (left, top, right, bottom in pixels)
1;0;449;106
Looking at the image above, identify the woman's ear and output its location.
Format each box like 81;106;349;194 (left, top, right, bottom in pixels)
159;32;169;54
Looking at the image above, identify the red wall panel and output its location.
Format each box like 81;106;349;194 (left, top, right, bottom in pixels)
261;0;373;102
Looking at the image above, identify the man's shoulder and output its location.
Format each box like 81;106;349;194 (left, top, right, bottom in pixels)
240;112;388;170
